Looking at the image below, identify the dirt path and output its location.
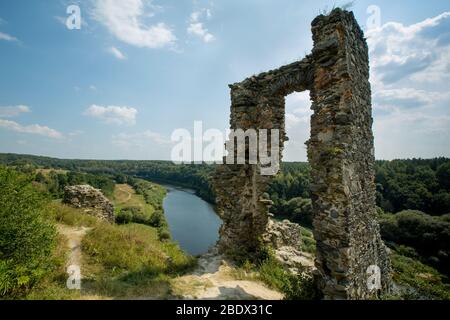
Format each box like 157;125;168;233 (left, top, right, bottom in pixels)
171;247;284;300
57;224;91;269
57;224;282;300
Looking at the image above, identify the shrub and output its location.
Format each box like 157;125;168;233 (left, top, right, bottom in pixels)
0;166;56;297
379;210;450;274
149;210;165;228
391;252;450;300
116;207;151;226
158;229;171;241
256;251;320;300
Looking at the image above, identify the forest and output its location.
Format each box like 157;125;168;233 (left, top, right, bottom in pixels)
0;153;449;281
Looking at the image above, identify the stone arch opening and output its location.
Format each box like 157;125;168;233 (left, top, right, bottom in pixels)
283;91;312;161
212;9;392;299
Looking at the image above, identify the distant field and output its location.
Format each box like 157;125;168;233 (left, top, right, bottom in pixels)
36;168;68;175
113;183;154;215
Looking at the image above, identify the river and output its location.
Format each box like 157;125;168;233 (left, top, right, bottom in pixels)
162;185;222;256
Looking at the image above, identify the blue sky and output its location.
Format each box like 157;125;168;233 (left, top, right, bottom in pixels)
0;0;449;161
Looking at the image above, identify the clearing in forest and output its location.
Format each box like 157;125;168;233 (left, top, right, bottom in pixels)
113;184;154;214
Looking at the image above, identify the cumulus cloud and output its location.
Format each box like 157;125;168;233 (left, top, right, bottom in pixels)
0;105;31;118
367;11;450;114
84;104;138;125
0;119;63;139
367;12;450;84
113;130;170;148
0;31;18;42
285;92;311;129
285;113;306;129
69;130;85;137
187;8;215;43
92;0;176;49
373;88;450;113
367;12;450;159
108;46;126;59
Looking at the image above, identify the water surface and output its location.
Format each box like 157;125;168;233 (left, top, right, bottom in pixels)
162;185;221;255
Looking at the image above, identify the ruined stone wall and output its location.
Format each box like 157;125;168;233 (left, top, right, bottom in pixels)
212;8;392;299
308;10;392;299
212;58;313;259
63;185;115;223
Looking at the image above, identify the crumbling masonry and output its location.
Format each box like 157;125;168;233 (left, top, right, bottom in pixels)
213;9;392;299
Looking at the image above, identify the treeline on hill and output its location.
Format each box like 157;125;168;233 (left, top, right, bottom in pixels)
2;154;448;217
1;153;449;276
0;154;215;203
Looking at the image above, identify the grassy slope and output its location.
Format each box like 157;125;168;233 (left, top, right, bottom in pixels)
24;178;195;299
113;184;154;215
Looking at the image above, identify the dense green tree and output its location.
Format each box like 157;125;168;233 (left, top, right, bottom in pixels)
437;162;450;190
379;210;450;275
0;166;56;296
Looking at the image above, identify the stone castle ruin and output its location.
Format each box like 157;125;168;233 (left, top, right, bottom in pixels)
213;9;392;299
63;185;115;223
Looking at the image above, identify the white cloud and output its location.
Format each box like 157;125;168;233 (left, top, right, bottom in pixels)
366;12;450;160
69;130;85;137
108;46;126;59
84;104;138;125
286;113;307;129
0;105;31;118
187;8;215;43
285;92;311;129
0;31;18;42
92;0;176;49
367;12;450;84
373;88;450;112
89;85;98;91
113;130;170;147
0;119;63;139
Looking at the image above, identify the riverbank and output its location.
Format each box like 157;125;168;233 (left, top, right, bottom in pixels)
162;184;221;256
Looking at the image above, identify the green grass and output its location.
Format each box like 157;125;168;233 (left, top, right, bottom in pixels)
50;201;99;228
390;251;450;300
300;226;316;254
19;184;195;299
231;249;320;300
23;234;81;300
113;184;154;215
80;223;196;298
112;181;171;241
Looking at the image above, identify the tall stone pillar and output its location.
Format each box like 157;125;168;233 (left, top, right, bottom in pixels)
307;10;392;299
213;8;392;299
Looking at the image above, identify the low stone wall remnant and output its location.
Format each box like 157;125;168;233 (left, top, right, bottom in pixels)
63;185;115;223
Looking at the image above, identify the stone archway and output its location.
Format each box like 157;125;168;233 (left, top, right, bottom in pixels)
212;9;392;299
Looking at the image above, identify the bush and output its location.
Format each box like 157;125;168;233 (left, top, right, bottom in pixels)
257;255;320;300
149;210;165;228
158;229;171;241
282;272;319;300
0;166;56;297
116;207;152;226
391;252;450;300
379;210;450;274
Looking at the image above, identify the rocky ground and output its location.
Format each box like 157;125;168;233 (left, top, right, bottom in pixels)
171;247;284;300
